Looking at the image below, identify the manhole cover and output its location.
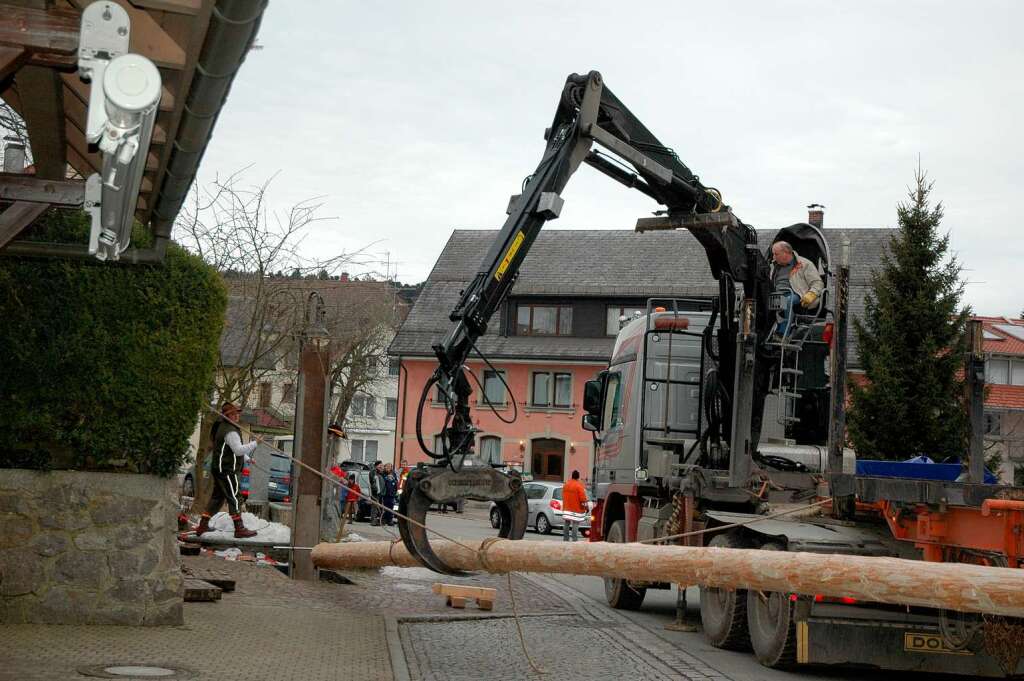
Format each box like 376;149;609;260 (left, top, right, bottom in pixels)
77;664;196;679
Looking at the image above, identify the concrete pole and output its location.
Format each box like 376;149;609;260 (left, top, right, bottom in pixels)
291;338;330;580
312;539;1024;618
827;238;854;518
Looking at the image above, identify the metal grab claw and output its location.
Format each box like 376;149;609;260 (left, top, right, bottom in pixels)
397;463;529;575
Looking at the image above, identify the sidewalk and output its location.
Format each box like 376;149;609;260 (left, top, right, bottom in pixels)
1;555;393;681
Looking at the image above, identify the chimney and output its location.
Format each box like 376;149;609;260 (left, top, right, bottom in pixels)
807;203;825;228
3;138;26;173
340;272;350;282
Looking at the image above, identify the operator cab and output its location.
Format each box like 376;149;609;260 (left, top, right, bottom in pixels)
765;222;834;443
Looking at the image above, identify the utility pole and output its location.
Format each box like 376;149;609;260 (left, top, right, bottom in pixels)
291;291;330;581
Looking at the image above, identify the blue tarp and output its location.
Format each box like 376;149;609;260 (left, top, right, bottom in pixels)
856;458;997;484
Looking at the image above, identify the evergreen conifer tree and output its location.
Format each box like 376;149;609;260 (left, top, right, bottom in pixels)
848;171;970;460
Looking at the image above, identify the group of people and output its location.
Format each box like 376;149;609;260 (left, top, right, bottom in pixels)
330;459;400;540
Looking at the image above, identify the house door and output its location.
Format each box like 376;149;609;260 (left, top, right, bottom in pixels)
531;438;565;481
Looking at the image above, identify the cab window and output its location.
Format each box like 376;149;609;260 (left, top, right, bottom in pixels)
603;372;623;430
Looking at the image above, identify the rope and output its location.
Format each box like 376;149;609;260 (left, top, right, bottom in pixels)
202;405;544;672
637;497;832;544
507;572;545;675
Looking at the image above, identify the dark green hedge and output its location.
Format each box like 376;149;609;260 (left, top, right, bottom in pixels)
0;213;226;477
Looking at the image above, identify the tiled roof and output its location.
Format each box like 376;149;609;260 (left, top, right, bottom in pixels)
976;316;1024;357
987;385;1024;411
390;227;896;366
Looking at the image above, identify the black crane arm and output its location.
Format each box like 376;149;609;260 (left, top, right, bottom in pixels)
430;71;766;457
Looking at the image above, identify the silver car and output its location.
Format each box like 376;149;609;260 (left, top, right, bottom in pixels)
489;481;591;535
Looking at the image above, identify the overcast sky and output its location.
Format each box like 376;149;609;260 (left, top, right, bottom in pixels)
195;1;1023;315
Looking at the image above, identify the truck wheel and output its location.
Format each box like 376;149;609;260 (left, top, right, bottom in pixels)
603;520;646;610
700;533;751;650
746;542;797;668
536;514;551;535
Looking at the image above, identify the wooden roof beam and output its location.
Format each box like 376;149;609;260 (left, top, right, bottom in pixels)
0;173;84;206
0;5;79;56
128;0;203;16
15;65;66;179
0;46;27;84
0;201;49;249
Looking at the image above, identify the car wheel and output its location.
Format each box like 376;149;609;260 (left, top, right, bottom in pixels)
490;507;501;529
536;513;551;535
182;475;195;498
603;519;646;609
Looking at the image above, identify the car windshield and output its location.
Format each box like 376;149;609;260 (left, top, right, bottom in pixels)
270;456;291;473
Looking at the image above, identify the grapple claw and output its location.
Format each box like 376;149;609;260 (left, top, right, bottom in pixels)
397;463;528;574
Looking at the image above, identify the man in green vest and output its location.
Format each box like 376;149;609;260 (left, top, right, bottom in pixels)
195;402;258;538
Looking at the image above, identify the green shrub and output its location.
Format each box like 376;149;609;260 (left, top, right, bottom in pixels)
0;212;226;477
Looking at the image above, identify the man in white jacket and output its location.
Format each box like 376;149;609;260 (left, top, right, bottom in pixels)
195;402;258;538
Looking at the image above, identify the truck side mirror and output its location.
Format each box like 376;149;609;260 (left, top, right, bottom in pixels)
582;413;599;432
583;376;604;417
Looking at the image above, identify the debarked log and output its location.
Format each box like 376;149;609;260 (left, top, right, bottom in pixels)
311;539;1024;618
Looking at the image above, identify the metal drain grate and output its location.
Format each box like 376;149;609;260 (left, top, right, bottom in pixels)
77;664;196;679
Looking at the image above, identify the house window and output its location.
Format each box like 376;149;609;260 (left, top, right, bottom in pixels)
1013;360;1024;387
481;369;507;405
988;359;1010;385
388;357;401;376
385;398;398;418
985;413;1002;435
480;436;502;464
351;394;376;418
531;371;572;408
281;383;295;404
258;381;272;408
350;439;378;462
516;304;572;336
606;306;646;335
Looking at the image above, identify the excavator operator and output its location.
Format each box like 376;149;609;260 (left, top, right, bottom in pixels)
770;240;824;337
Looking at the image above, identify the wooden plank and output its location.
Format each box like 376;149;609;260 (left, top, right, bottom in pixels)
63;120;101;172
0;5;79;55
313;538;1024;619
67;0;186;69
431;583;497;601
188;571;235;592
183;578;222;602
0;46;27;83
129;0;203;15
14;65;66;179
0;173;84;205
0;201;49;249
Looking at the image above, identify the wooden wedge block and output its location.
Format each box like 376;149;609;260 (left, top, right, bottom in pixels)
447;596;466;609
433;582;497;610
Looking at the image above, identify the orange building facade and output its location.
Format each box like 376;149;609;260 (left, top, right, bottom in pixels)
394;357;604;482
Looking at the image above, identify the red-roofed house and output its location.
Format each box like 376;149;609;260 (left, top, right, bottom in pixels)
978;316;1024;483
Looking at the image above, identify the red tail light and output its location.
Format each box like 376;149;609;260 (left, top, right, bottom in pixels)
242;467;251;477
550;499;562;511
283;475;291;485
823;322;835;346
839;597;857;605
284;496;291;503
241;489;249;497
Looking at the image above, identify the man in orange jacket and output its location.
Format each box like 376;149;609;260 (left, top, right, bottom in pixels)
561;470;589;542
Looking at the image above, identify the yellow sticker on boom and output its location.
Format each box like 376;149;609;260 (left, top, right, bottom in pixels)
494;231;525;282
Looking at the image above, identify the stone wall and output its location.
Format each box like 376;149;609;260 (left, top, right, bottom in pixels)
0;469;182;625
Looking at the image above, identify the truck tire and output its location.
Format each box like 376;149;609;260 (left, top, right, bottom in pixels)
700;532;751;650
746;542;797;668
603;520;646;610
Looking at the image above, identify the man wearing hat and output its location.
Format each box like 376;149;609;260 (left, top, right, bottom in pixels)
195;402;258;538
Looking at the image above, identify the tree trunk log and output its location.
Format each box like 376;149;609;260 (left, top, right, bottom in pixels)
311;539;1024;617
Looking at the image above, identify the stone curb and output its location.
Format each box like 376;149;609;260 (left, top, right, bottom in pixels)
385;616;411;681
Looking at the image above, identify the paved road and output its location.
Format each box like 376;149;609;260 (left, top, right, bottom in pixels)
369;505;952;681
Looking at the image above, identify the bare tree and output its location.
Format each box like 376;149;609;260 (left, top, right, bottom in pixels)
173;168;369;511
174;168;365;409
323;283;403;461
